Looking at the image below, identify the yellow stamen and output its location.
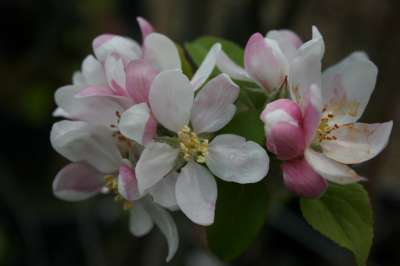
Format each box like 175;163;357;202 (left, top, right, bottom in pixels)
178;126;209;163
316;112;339;142
104;175;133;210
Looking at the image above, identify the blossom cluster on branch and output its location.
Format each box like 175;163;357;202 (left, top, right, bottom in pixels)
50;17;392;264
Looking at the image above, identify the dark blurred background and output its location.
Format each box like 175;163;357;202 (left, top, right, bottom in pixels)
0;0;399;265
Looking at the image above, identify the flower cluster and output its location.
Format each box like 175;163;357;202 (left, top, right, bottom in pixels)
50;17;392;261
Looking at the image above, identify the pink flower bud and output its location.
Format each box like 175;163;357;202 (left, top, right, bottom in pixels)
261;99;305;160
282;158;327;198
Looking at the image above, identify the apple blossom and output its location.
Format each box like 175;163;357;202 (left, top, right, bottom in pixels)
216;26;324;92
119;69;270;226
261;50;392;198
50;119;179;261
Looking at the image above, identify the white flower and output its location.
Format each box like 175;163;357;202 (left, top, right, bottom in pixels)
119;69;270;225
50;120;178;261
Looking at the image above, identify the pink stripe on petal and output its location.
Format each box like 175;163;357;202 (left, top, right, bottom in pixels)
282;158;327;198
137;17;154;42
142;113;157;145
118;165;139;201
93;34;114;49
76;85;115;98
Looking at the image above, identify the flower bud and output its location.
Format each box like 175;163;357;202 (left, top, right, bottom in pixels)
282;158;327;198
260;99;305;160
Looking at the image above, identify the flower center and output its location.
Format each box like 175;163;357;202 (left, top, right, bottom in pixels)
316;111;339;142
104;175;133;210
178;126;208;163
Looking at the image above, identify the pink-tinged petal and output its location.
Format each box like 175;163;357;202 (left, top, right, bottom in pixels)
104;54;127;96
216;50;252;81
261;99;303;135
149;70;193;133
144;33;181;71
266;29;303;60
322;52;378;125
129;201;154;236
304;148;365;184
135;142;179;194
92;34;141;62
118;103;156;145
321;121;393;164
81;55;107;85
282;158;327;198
118;165;140;201
125;59;158;104
142;199;179;262
190;43;221;91
302;84;322;145
176;162;217;226
150;171;178;209
55;85;128;127
244;33;288;91
53;163;104;201
50;120;122;173
191;74;239;134
137;17;154;41
76;85;115;98
207;134;269;183
267;123;306;160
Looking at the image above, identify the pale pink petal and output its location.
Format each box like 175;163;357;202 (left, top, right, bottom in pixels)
296;26;325;60
149;70;193;132
125;59;158;104
302;84;323;145
190;43;221;91
50;120;122;173
207;134;269;183
282;158;327;198
321;121;393;164
266;29;303;61
216;50;252;81
304;148;365;184
76;85;115;98
244;33;289;91
322;52;378;125
81;55;107;85
72;71;86;86
150;171;178;209
176;162;217;226
118;165;140;201
137;17;154;41
135;142;179;193
53;163;104;201
144;33;181;71
118;103;157;145
191;74;239;133
104;54;128;96
92;34;141;62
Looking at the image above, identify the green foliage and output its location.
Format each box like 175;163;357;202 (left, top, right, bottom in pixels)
176;44;193;78
207;180;268;261
300;183;373;266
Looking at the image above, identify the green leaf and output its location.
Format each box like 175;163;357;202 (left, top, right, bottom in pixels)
300;183;373;266
185;36;244;68
176;44;193;78
207;180;268;261
219;110;265;146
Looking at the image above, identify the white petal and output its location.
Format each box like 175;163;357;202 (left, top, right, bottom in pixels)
135;142;179;193
144;33;181;71
190;43;221;91
150;171;178;209
72;71;86;86
129;201;154;237
191;74;239;134
104;55;126;95
176;162;217;225
50;120;122;173
304;148;365;184
119;103;154;145
53;163;104;201
322;52;378;125
321;121;393;164
207;134;269;183
92;34;141;62
143;199;179;262
296;26;325;60
149;70;194;132
216;50;252;81
81;55;107;85
54;85;126;127
266;29;303;61
52;107;70;118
